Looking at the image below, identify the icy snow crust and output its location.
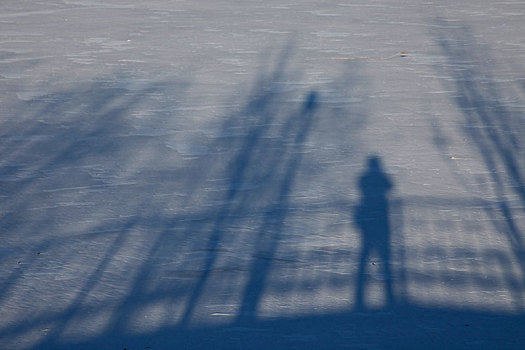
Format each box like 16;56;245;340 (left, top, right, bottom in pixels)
1;0;525;349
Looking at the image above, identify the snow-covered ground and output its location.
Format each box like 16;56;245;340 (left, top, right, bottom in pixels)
1;1;525;349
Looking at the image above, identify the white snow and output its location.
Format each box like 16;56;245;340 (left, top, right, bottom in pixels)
1;0;524;349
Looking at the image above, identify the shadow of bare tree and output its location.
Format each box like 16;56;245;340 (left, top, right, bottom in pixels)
431;20;525;306
1;39;525;349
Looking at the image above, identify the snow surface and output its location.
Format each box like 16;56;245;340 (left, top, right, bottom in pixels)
1;0;525;349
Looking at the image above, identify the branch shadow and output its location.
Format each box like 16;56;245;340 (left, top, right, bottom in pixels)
2;37;525;350
430;19;525;303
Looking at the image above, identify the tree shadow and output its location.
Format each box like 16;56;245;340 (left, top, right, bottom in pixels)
235;90;318;323
430;18;525;303
175;43;315;327
3;33;525;350
0;75;190;348
0;42;338;349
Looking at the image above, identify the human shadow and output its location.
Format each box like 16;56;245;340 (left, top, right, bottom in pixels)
354;156;394;310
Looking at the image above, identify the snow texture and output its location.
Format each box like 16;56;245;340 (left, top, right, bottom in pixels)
1;0;525;349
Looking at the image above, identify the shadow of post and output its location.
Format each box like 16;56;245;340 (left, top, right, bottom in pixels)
353;156;395;310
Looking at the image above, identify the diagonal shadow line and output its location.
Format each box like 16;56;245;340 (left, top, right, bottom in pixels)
31;218;137;348
435;23;525;208
0;82;179;313
431;19;525;304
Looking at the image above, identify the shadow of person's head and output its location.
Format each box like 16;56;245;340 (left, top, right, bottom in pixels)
367;155;382;172
359;155;392;198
